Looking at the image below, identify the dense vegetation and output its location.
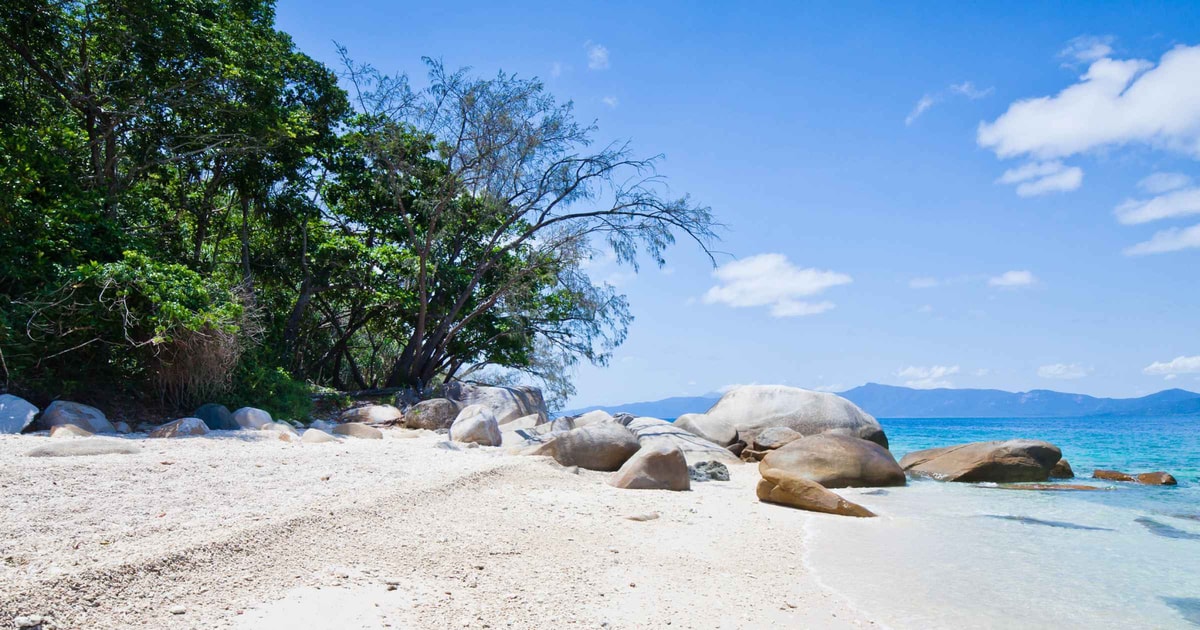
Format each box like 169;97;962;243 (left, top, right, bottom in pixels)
0;1;716;417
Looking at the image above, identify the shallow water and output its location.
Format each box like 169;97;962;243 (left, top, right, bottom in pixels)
804;415;1200;629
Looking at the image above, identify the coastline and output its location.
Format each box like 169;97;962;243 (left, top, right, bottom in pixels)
0;431;873;629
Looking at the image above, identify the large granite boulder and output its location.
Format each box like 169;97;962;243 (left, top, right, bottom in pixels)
622;416;739;464
332;422;383;440
404;398;461;431
899;439;1062;483
572;410;615;427
527;422;640;471
1050;458;1075;479
443;382;548;425
753;426;804;451
0;394;38;434
25;438;141;458
193;403;238;430
340;404;403;425
449;404;502;446
610;444;690;491
232;407;272;430
756;472;875;517
38;401;115;434
673;385;887;449
760;434;906;489
150;417;210;438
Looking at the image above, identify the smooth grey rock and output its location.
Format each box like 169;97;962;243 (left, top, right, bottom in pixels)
194;403;238;430
302;428;341;444
760;434;906;488
232;407;272;430
150;417;210;438
331;422;383;439
443;382;548;425
39;400;115;434
624;416;738;464
449;404;502;446
0;394;38;434
899;439;1062;483
340;404;403;425
404;398;461;431
610;443;690;491
527;422;640;471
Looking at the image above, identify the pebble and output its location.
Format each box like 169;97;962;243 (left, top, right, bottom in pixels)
169;605;186;615
625;512;660;522
14;616;41;628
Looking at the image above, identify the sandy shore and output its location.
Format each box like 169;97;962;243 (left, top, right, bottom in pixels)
0;430;875;629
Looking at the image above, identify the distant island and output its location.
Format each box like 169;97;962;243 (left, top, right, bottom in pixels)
565;383;1200;419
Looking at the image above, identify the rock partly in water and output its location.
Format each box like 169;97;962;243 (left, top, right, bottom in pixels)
50;424;94;438
527;422;640;471
756;474;875;517
39;400;115;434
609;443;691;491
301;428;341;444
449;404;502;446
193;403;238;430
232;407;273;430
753;426;804;451
443;382;548;425
404;398;461;431
25;437;141;457
899;439;1062;483
992;483;1109;492
1136;471;1178;486
0;394;38;434
1093;469;1135;482
622;416;739;464
1050;458;1075;479
673;385;887;449
688;460;731;482
332;422;383;440
340;404;403;425
150;417;210;438
761;434;906;489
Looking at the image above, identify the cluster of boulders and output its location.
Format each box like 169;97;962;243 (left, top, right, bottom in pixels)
3;383;1184;517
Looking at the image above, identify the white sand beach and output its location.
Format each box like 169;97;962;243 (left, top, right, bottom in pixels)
0;430;875;629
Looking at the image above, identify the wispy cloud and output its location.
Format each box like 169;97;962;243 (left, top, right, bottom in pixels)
906;81;993;125
585;42;610;70
1115;186;1200;225
909;276;940;289
1058;35;1116;65
897;365;959;389
1125;223;1200;255
601;95;619;109
1138;172;1192;195
1144;355;1200;376
996;160;1083;197
549;61;565;78
1038;363;1091;379
702;253;851;318
988;270;1037;287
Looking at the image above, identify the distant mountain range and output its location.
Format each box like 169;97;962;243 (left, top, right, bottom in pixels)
563;383;1200;419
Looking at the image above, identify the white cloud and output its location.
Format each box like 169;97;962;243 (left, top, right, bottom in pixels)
909;276;940;289
1138;172;1192;194
1115;186;1200;225
996;160;1083;196
906;95;937;125
988;270;1037;287
702;253;852;318
550;61;564;78
1124;223;1200;255
1144;355;1200;375
950;81;993;100
586;42;610;70
1059;35;1116;64
897;365;959;389
601;95;619;109
1038;363;1091;379
978;45;1200;161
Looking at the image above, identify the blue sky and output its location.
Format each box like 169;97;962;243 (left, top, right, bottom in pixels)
277;1;1200;406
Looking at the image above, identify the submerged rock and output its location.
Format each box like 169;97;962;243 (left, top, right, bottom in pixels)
39;400;115;434
899;439;1062;483
449;405;501;446
674;385;886;449
1050;458;1075;479
150;417;210;438
609;444;690;491
194;403;238;430
332;422;383;440
0;394;38;434
26;437;141;457
761;434;906;489
688;460;731;482
527;422;640;471
1093;469;1135;482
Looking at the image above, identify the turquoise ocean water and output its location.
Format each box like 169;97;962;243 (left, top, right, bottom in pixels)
802;414;1200;629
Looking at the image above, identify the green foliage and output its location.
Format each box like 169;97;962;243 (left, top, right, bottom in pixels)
222;359;313;421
